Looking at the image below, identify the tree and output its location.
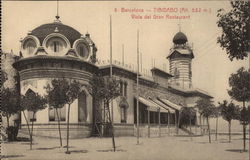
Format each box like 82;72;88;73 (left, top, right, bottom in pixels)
20;95;31;142
88;74;120;152
45;79;68;147
2;88;20;128
219;100;240;142
213;106;221;141
195;98;216;143
1;69;8;88
64;80;82;154
217;1;250;61
228;67;250;150
20;90;47;150
180;107;196;133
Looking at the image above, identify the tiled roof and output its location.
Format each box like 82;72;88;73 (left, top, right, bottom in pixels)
31;22;81;46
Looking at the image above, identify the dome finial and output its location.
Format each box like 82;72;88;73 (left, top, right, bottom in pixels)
178;20;181;32
54;0;61;23
86;31;90;37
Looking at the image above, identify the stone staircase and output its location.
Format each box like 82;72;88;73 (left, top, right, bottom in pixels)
177;126;203;136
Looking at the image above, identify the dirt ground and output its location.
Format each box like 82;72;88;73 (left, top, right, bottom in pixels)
1;133;249;160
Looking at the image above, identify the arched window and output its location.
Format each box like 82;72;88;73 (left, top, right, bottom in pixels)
23;39;37;55
124;82;127;97
46;37;67;54
76;43;89;59
53;41;60;52
78;92;87;122
119;81;128;97
120;81;123;95
25;89;37;122
119;97;128;123
120;105;127;123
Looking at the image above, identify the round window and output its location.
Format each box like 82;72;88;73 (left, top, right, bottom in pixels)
23;38;37;56
46;37;67;54
76;43;89;59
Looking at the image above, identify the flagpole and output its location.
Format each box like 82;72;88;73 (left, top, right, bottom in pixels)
122;44;124;66
110;15;113;123
136;29;140;145
109;14;116;152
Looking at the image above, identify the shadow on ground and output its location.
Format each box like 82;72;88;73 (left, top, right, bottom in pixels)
69;150;89;153
20;142;38;145
174;135;202;137
180;139;192;142
16;137;30;142
3;137;30;144
196;142;210;144
226;149;248;153
218;140;230;143
63;146;76;149
35;146;60;150
96;149;127;152
1;155;25;159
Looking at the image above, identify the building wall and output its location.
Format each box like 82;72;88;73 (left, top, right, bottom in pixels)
19;77;93;138
109;76;135;124
153;75;169;88
185;96;200;107
110;74;186;126
170;58;192;89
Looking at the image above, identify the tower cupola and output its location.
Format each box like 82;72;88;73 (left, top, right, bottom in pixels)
173;31;188;44
167;31;194;89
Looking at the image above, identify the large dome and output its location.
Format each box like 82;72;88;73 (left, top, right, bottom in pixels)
173;32;188;44
31;22;81;47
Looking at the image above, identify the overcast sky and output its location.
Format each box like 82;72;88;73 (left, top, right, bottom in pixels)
2;1;249;104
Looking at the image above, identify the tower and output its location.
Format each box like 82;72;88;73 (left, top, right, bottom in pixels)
167;31;194;89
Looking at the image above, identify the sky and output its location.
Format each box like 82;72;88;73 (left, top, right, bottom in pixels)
2;1;249;104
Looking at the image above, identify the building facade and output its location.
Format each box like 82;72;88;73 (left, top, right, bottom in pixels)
13;18;212;138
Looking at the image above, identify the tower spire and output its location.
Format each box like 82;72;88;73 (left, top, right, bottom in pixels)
178;20;181;32
55;0;61;22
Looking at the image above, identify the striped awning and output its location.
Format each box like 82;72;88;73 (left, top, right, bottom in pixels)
151;99;175;113
137;97;168;113
158;98;182;111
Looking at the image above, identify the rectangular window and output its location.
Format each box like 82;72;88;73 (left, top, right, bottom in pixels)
49;106;66;121
59;106;66;121
29;111;36;122
49;107;55;121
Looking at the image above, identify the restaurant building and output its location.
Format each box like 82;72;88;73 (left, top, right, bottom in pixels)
13;17;212;138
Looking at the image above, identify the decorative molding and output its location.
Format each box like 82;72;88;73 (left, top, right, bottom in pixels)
19;68;92;81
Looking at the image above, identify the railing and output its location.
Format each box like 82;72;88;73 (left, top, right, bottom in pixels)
96;59;153;80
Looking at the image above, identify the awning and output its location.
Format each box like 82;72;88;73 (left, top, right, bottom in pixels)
158;98;182;111
150;100;170;113
151;99;175;113
137;97;168;113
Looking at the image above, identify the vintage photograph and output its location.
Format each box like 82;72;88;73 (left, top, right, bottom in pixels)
1;1;250;160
